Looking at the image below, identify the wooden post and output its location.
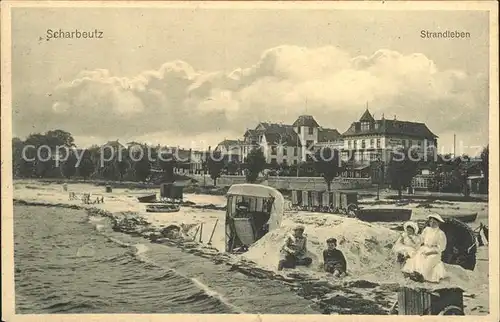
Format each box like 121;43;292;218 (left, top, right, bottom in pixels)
208;219;219;245
198;223;203;243
192;225;200;241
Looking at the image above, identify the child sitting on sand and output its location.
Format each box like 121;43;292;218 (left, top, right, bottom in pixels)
393;221;421;265
323;238;347;277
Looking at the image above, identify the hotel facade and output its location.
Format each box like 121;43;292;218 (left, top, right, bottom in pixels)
215;109;438;178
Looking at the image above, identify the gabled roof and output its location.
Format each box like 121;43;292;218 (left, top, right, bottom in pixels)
342;118;438;139
216;139;243;151
102;140;126;149
317;128;341;142
359;109;375;122
264;131;302;147
292;115;320;128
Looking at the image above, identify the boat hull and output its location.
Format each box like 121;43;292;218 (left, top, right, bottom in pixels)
444;213;478;223
355;208;412;222
145;205;180;213
138;194;157;203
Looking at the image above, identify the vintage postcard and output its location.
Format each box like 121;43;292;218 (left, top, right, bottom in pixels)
1;1;498;322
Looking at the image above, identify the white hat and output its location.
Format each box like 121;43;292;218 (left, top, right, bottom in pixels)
403;221;419;233
428;214;445;223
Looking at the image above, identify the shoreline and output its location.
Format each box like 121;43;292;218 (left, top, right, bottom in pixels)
13;199;393;314
12;182;490;315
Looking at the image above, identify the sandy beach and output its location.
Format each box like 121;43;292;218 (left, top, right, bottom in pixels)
12;179;490;315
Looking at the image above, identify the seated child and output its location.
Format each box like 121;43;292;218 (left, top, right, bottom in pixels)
323;238;347;277
392;221;421;265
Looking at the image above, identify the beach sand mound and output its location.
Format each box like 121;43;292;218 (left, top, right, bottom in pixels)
242;213;482;290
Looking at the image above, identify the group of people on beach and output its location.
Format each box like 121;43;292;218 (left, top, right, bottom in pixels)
392;214;448;283
277;225;347;278
69;192;104;205
276;213;449;282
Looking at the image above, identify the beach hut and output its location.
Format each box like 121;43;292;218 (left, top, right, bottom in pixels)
393;287;465;315
339;191;358;212
225;184;285;253
291;190;299;206
322;191;330;208
334;191;341;211
301;190;309;208
311;191;320;207
160;183;184;203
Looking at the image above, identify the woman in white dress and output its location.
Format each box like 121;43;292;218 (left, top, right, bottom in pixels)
393;221;421;264
402;214;447;283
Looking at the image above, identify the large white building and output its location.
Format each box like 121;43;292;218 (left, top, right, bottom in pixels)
342;109;438;163
216;115;343;166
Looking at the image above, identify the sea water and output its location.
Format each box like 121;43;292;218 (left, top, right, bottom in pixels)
14;205;318;314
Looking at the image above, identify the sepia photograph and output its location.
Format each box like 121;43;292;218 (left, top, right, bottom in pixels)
1;1;498;321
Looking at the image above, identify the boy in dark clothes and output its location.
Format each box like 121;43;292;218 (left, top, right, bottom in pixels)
323;238;347;277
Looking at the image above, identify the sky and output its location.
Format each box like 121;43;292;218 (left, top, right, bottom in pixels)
11;6;490;156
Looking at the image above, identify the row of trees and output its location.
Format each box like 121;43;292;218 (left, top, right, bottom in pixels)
12;130;489;197
12;130;178;183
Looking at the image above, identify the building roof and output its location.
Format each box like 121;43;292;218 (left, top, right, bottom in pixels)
292;115;320;128
359;109;375;122
264;131;302;147
102;140;126;150
317;128;341;142
216;139;243;151
342;118;438;139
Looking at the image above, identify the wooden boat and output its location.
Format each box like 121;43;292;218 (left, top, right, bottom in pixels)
355;208;412;222
145;204;180;213
442;213;478;223
225;184;284;253
137;194;157;203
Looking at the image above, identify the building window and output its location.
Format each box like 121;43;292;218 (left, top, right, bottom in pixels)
294;147;298;156
271;146;277;155
293;160;298;165
370;139;374;148
283;148;287;156
348;140;352;149
361;140;366;149
282;159;288;165
353;140;358;149
297;127;301;134
308;127;313;135
376;139;381;148
374;123;379;130
361;122;370;131
306;140;314;148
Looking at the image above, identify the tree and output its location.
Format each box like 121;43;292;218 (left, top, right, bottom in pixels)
115;149;130;182
78;149;95;180
314;147;341;191
158;152;176;183
133;152;151;183
206;151;225;185
61;151;78;179
387;148;419;199
45;129;75;147
245;148;266;183
226;160;239;175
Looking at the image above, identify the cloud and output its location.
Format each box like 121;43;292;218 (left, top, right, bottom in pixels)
22;45;488;148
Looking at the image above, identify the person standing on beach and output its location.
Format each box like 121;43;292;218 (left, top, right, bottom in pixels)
323;238;347;277
402;214;447;283
278;225;312;270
